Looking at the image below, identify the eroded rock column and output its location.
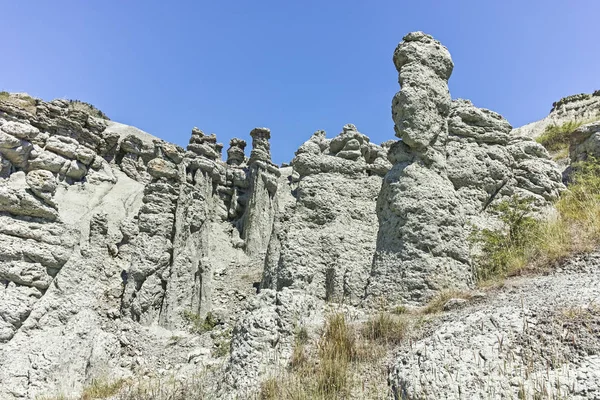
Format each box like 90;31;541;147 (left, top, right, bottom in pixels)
241;128;280;259
368;32;472;305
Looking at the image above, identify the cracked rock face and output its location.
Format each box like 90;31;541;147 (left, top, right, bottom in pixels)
0;94;288;399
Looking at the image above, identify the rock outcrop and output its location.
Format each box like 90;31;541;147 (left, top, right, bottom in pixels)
367;32;564;306
570;120;600;164
262;124;391;305
0;94;287;398
513;91;600;139
0;32;573;399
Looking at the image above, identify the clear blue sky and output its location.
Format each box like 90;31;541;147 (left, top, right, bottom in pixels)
2;1;599;164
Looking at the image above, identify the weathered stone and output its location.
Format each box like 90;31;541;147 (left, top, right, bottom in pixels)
249;127;272;164
227;138;246;166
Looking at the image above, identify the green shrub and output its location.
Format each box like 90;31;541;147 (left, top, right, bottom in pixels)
472;160;600;282
536;120;583;152
181;310;218;334
472;195;541;281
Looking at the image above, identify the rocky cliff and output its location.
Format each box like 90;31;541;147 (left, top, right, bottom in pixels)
0;32;585;400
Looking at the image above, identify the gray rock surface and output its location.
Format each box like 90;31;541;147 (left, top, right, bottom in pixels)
0;94;289;399
390;251;600;400
262;124;390;305
570;120;600;163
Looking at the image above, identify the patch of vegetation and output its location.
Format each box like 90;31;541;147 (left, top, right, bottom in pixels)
472;195;540;281
212;328;232;358
392;305;408;315
68;99;109;120
0;91;37;114
36;379;126;400
361;312;407;344
181;310;218;334
81;378;126;400
422;290;473;314
537;120;584;152
472;160;600;283
116;372;213;400
536;117;600;158
259;310;409;399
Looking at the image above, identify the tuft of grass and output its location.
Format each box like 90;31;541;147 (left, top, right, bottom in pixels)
181;310;218;334
116;372;213;400
392;305;408;315
537;120;584;152
537;117;600;158
258;310;409;399
0;91;37;114
472;160;600;283
422;290;473;314
259;377;280;400
82;378;126;400
258;313;358;399
361;312;407;344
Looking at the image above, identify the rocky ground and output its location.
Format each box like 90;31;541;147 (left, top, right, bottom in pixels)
390;250;600;399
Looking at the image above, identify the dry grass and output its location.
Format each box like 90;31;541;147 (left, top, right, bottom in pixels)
422;290;473;314
258;311;413;399
0;91;37;114
82;379;126;399
115;375;213;400
537;120;584;152
536;116;600;159
361;311;408;344
36;378;126;400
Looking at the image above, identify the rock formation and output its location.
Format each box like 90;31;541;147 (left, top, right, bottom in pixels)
0;32;575;399
367;32;564;305
262;124;391;304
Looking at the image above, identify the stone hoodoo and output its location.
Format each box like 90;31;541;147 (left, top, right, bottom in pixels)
367;32;564;305
261;124;391;304
367;32;472;304
240;127;280;259
226;138;247;166
248;127;272;164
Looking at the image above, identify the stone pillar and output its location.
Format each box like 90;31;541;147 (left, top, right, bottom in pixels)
227;138;247;166
241;127;280;259
187;127;223;160
249;127;271;164
368;32;472;305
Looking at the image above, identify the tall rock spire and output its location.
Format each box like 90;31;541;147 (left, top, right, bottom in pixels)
367;32;472;304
